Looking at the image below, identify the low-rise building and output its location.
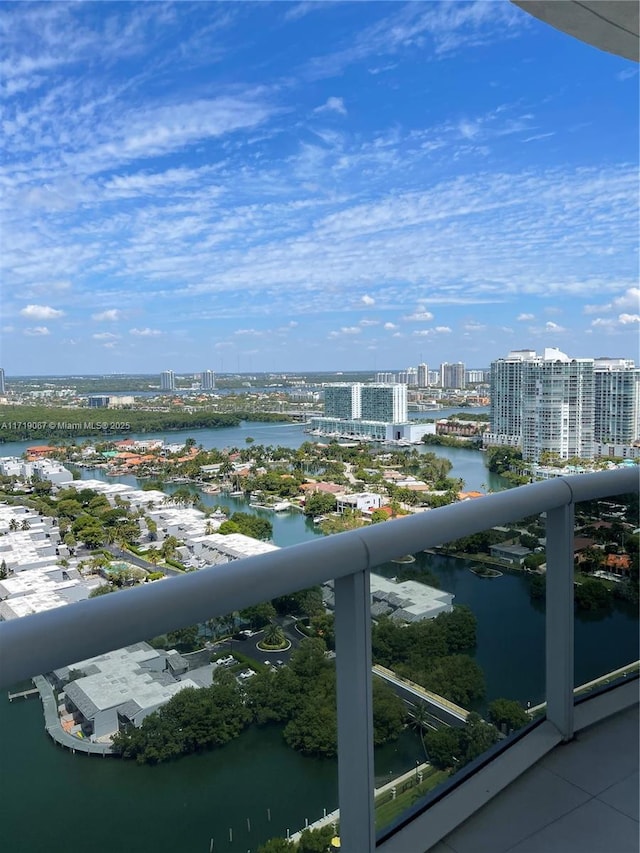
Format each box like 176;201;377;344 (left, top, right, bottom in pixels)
489;543;532;565
336;492;384;514
55;643;200;743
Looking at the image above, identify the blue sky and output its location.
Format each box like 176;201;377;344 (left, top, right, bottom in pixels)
1;1;638;376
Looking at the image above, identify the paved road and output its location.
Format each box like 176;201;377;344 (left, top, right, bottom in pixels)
211;616;304;668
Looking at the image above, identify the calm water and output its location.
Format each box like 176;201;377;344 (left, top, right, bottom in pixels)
0;696;421;853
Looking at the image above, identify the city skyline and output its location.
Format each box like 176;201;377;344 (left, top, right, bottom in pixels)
1;2;638;375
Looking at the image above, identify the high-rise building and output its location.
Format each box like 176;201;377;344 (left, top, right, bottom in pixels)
489;351;535;445
397;368;418;386
417;363;428;388
323;382;407;423
466;369;487;385
0;368;5;395
594;358;639;445
360;384;408;423
324;383;362;419
440;362;466;389
521;351;594;462
201;370;216;391
160;370;175;392
375;372;396;383
488;348;595;462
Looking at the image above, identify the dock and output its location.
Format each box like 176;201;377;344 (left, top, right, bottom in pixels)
8;686;39;701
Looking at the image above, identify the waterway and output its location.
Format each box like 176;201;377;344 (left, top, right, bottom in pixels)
0;695;420;853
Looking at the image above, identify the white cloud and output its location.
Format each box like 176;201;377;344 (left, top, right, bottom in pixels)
464;322;486;331
92;332;120;341
361;294;375;305
92;309;121;322
20;304;64;320
384;322;398;330
129;327;161;337
584;287;639;315
405;311;434;322
545;321;566;332
314;97;347;116
1;325;14;333
329;326;361;337
413;326;451;336
517;313;534;321
234;328;263;336
359;319;379;326
618;313;640;325
24;326;50;336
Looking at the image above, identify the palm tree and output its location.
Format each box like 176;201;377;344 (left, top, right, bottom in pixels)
409;701;431;762
263;622;285;647
146;546;161;566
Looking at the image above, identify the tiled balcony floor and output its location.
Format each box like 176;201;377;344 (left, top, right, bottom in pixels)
430;704;639;853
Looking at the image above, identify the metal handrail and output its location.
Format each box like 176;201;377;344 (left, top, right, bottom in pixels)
0;467;636;689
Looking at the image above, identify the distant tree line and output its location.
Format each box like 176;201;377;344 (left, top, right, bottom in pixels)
0;405;292;441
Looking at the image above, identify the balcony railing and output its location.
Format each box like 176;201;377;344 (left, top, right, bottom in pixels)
0;467;637;852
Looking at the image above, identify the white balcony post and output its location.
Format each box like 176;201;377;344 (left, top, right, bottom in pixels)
335;570;375;852
545;503;575;741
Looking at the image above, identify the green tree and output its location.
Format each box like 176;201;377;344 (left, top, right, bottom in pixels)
488;698;529;733
372;678;405;745
257;839;294;853
297;826;335;853
303;492;338;517
371;508;390;523
227;512;272;541
423;655;485;706
89;584;116;597
263;622;286;647
167;624;199;651
409;700;431;760
240;601;276;629
575;578;612;612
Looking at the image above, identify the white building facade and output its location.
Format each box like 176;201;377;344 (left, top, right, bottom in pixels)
487;348;596;462
593;358;639;445
160;370;175;391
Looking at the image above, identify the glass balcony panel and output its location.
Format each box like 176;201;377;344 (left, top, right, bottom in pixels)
372;510;547;837
572;494;640;705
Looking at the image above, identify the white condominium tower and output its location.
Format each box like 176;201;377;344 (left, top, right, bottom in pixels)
201;369;216;391
397;368;418;386
594;358;640;445
417;363;429;388
360;383;408;423
324;383;362;419
0;368;5;395
440;362;465;390
489;348;596;462
489;350;535;447
324;382;408;423
521;350;594;462
160;370;175;392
